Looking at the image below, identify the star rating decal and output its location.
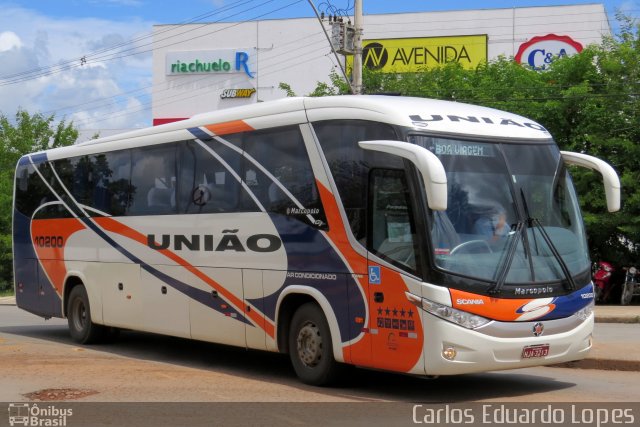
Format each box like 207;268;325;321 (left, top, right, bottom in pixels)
374;305;416;332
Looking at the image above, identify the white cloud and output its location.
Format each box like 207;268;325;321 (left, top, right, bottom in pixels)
0;5;154;133
0;31;22;52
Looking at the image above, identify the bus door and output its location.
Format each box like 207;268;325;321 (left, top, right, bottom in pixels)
366;168;426;374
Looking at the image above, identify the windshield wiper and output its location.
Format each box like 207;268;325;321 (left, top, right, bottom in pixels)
519;189;538;282
520;188;577;292
489;220;524;295
529;217;577;291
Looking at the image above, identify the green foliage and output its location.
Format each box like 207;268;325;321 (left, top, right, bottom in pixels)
0;284;14;296
278;82;297;97
0;110;78;288
295;19;640;266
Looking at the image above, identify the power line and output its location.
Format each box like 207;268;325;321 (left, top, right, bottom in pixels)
4;4;618;87
70;35;332;128
0;0;296;87
73;46;333;128
44;31;328;121
0;0;258;83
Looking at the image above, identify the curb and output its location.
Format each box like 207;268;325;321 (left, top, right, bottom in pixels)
0;296;16;305
595;316;640;324
551;358;640;372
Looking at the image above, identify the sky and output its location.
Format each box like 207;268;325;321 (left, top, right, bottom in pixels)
0;0;637;134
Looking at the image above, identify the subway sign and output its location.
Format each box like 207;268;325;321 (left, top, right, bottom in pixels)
166;49;255;78
348;35;488;73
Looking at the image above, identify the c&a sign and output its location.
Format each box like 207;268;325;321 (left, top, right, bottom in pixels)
348;35;488;73
515;34;583;71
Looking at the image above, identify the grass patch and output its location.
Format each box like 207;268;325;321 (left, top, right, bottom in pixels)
0;287;15;297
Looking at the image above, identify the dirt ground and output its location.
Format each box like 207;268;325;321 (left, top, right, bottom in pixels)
0;330;360;403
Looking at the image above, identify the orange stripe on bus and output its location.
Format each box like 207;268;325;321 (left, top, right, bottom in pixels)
31;218;87;295
93;217;274;338
449;288;556;322
316;181;370;365
204;120;254;136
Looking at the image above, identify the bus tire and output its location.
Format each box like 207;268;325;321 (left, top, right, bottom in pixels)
67;285;105;344
288;302;341;386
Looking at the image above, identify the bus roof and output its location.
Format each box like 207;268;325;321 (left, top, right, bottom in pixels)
304;96;551;140
25;95;552;161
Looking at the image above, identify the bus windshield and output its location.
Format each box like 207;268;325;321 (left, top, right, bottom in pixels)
409;135;590;286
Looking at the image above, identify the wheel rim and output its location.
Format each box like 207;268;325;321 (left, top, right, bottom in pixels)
296;321;323;368
71;298;87;332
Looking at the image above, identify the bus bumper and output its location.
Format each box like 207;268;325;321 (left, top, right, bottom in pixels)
422;312;593;376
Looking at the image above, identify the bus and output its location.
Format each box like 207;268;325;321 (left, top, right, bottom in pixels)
13;96;620;385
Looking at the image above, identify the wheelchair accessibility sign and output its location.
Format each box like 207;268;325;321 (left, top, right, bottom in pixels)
368;266;381;284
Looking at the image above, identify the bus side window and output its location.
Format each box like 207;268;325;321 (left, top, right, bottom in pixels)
27;161;71;219
177;140;242;214
15;164;49;218
51;151;131;217
368;169;419;274
129;145;177;216
241;126;327;228
91;151;131;216
68;156;95;207
313;120;401;243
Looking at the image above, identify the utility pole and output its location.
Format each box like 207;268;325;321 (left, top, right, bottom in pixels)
307;0;354;94
353;0;363;94
310;0;363;94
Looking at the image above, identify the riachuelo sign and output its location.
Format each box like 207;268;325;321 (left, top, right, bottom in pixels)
166;49;255;78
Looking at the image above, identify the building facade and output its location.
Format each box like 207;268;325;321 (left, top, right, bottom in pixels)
151;3;610;125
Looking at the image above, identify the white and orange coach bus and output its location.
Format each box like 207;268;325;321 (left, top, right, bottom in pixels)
13;96;620;385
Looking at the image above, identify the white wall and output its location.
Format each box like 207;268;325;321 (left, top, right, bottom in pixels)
151;3;610;122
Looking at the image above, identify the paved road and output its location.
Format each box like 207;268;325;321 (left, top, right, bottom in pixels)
1;305;640;426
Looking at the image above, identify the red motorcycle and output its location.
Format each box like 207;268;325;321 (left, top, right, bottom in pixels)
593;261;615;303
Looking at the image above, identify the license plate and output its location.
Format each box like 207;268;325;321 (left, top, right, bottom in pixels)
521;344;550;359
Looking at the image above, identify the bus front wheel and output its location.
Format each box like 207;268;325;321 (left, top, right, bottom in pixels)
288;302;340;386
67;285;105;344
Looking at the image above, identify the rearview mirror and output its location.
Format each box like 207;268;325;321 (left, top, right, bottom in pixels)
561;151;621;212
359;140;448;211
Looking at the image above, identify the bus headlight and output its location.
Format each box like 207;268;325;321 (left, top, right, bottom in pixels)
575;301;594;322
406;292;491;329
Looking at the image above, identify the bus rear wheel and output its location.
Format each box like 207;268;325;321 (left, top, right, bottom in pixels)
67;285;106;344
288;302;341;386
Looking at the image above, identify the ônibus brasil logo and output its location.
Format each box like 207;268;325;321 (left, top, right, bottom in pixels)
8;403;73;427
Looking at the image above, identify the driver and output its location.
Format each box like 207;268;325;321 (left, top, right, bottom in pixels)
473;205;509;241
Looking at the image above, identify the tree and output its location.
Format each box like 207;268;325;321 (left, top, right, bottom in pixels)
285;18;640;265
0;111;78;289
